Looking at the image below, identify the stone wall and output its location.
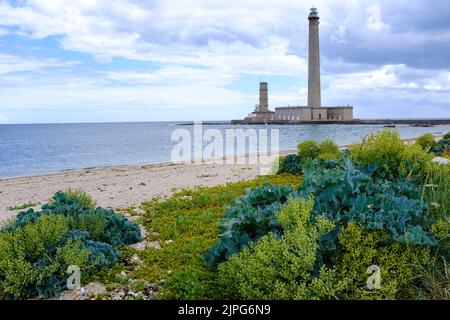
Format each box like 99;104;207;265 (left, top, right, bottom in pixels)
274;106;353;122
312;108;327;121
274;107;312;121
325;107;353;121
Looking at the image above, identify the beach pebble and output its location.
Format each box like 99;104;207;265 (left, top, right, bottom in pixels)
127;254;144;266
58;290;83;300
129;239;161;251
84;282;107;296
149;241;161;250
129;241;147;251
140;225;148;239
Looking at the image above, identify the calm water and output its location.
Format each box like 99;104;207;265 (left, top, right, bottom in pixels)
1;122;449;179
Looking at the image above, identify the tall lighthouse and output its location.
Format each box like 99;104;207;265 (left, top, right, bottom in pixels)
307;7;321;109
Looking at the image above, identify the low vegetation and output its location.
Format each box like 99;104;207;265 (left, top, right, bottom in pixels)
163;129;448;300
415;132;450;158
0;191;141;299
1;129;449;300
132;174;301;299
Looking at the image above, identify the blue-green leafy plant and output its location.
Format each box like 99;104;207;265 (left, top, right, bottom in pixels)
204;183;292;266
206;156;437;269
217;196;345;300
0;190;141;300
278;154;302;175
298;158;436;251
431;138;450;157
4;191;141;246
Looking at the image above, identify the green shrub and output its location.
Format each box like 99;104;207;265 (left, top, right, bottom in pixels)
298;158;435;248
50;189;95;209
431;139;450;157
134;174;300;296
297;139;342;162
444;132;450;140
335;223;433;300
399;144;435;179
350;129;433;180
419;217;450;300
0;190;140;300
422;163;449;218
67;210;108;241
298;140;320;161
205;183;293;266
318;140;341;160
0;215;69;299
56;239;91;276
278;154;302;175
217;196;345;300
5;191;142;247
416;134;437;151
165;267;206;300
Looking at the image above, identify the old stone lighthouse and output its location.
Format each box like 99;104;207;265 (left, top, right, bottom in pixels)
235;8;354;124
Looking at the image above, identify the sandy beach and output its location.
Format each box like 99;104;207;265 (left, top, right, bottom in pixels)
1;135;444;224
0;153;294;223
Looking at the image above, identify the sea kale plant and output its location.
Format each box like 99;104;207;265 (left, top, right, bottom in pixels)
278;154;302;175
0;190;141;300
190;129;448;299
217;196;345;300
431;134;450;157
297;158;436;252
204;183;292;266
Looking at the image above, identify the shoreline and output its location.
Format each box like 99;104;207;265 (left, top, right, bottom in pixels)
0;134;444;223
0;151;294;223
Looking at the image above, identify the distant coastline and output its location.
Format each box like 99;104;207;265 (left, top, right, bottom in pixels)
175;119;450;126
230;119;450;126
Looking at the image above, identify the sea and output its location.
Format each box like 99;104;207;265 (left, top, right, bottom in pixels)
1;122;449;180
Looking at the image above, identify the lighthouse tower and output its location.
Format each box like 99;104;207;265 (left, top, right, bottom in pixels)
259;82;269;112
307;7;321;109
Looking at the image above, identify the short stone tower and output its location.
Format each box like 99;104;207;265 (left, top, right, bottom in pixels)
259;82;269;112
308;7;321;109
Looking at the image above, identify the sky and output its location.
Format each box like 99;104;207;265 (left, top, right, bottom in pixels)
0;0;449;124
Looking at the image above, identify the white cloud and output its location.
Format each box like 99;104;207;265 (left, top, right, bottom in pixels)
0;0;325;74
0;53;80;75
423;72;450;91
328;65;399;91
0;0;449;122
0;115;6;123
